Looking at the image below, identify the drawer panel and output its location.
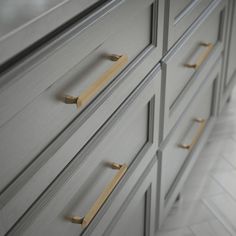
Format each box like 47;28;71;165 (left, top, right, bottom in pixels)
1;66;161;235
161;58;221;202
162;0;226;139
87;157;157;236
0;0;164;128
166;0;213;50
162;89;212;198
9;156;158;236
0;0;164;212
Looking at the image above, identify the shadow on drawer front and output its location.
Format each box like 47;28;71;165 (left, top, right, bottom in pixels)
4;66;161;235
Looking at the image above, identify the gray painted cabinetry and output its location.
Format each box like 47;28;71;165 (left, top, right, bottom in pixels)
0;0;235;235
158;57;222;227
220;0;236;107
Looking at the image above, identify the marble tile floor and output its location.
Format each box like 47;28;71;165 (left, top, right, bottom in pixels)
157;89;236;236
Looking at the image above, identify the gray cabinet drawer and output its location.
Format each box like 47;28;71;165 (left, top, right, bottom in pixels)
165;0;213;50
0;0;164;129
3;65;161;235
161;0;226;139
0;0;164;196
9;156;158;236
86;157;158;236
162;88;212;199
158;58;221;226
0;0;164;226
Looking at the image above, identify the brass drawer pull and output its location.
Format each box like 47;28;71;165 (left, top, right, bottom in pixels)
185;43;213;70
67;162;128;228
179;118;206;150
64;54;128;109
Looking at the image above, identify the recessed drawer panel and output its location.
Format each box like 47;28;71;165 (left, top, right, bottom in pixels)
0;0;164;128
161;58;221;200
162;0;226;139
166;0;213;50
1;67;160;235
6;68;161;236
87;157;157;236
0;0;164;224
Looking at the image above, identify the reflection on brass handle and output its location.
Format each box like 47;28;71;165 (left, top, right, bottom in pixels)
179;118;206;150
185;43;213;69
64;54;128;109
67;162;128;228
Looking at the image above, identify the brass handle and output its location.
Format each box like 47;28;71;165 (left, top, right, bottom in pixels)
179;118;206;150
185;43;213;69
67;162;128;228
64;54;128;109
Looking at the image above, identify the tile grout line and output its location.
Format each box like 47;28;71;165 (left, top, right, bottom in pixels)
219;153;236;170
202;197;236;236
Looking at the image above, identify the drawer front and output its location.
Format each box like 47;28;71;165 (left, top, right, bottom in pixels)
0;0;164;223
162;0;226;139
166;0;213;50
0;0;164;128
86;157;158;236
161;58;221;202
3;66;161;235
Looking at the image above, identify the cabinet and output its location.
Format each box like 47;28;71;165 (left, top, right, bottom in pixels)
0;0;235;235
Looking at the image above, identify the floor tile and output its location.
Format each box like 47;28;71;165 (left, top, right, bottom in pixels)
218;138;236;157
156;228;194;236
190;219;232;236
203;194;236;235
212;170;236;201
192;155;234;174
160;201;216;231
182;177;224;202
222;146;236;169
